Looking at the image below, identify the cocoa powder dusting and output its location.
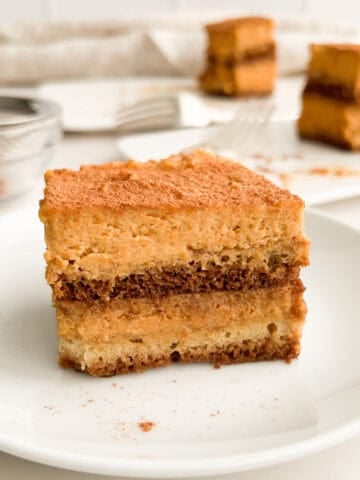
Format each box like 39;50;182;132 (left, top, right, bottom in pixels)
307;167;360;177
138;421;155;432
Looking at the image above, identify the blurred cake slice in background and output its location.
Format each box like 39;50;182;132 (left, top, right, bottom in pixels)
199;16;276;96
298;44;360;150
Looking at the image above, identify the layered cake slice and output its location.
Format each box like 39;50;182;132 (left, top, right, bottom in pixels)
298;44;360;149
39;150;309;376
199;17;276;96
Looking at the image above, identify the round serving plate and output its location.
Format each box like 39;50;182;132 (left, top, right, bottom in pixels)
0;207;360;477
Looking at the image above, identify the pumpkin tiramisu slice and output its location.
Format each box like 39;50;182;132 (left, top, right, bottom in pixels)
199;17;276;96
57;281;306;376
298;44;360;149
39;150;309;376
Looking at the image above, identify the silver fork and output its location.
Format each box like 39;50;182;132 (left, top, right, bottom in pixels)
186;98;275;156
115;92;233;131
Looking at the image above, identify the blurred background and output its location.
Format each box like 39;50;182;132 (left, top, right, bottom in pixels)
1;0;360;202
1;0;360;25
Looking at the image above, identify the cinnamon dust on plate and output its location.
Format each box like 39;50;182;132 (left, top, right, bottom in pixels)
138;421;155;432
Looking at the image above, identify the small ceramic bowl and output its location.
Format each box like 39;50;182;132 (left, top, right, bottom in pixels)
0;96;62;200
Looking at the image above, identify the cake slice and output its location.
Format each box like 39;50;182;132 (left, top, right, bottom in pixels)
206;16;275;63
199;59;276;97
307;44;360;101
199;17;276;96
39;150;309;376
298;90;360;150
57;282;306;376
298;44;360;149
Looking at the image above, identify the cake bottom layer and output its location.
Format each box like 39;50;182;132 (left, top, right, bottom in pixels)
298;91;360;150
59;335;299;376
199;58;276;96
57;281;306;376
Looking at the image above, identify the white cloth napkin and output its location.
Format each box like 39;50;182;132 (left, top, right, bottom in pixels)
0;15;359;84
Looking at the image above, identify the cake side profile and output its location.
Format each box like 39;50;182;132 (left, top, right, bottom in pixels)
307;44;360;101
298;43;360;149
200;60;276;97
298;90;360;150
40;150;309;376
199;16;276;96
40;151;308;302
58;282;306;376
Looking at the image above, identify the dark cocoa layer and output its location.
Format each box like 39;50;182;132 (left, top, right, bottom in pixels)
208;43;276;66
55;261;300;302
304;78;360;102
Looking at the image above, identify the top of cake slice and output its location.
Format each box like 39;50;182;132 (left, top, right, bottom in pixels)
204;17;274;60
40;150;302;212
206;16;273;33
308;43;360;93
311;43;360;56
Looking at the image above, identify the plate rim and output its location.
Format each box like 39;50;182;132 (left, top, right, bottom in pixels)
115;124;360;208
1;417;360;478
37;76;197;133
0;208;359;477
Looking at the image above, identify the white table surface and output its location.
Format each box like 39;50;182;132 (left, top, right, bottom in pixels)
1;132;360;480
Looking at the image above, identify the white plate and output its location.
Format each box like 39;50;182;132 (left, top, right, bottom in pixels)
1;207;360;477
37;77;196;132
37;76;301;132
116;122;360;206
